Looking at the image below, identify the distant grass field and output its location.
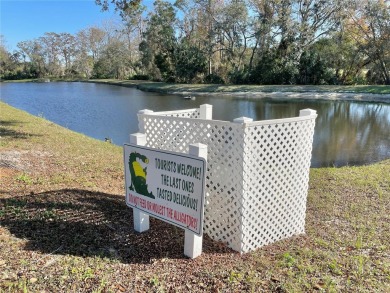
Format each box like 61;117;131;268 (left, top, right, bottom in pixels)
85;79;390;95
138;83;390;94
1;102;389;292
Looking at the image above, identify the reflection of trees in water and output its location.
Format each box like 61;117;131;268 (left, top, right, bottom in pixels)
250;100;389;167
313;102;389;167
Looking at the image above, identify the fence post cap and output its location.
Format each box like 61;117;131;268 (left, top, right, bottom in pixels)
138;109;154;114
189;142;208;149
130;132;146;137
299;109;317;116
189;143;208;160
129;132;146;145
233;117;253;123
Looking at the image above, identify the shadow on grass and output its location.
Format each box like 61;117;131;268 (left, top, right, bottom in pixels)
0;189;233;263
0;119;39;140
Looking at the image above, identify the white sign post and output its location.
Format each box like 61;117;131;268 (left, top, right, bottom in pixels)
124;138;207;258
184;143;207;258
129;133;150;233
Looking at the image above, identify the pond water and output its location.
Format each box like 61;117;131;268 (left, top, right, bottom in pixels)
1;82;389;167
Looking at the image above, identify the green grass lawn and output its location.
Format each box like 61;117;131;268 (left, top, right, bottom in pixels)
138;82;390;94
1;102;389;292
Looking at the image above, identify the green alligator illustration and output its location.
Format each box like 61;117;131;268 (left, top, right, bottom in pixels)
128;152;155;199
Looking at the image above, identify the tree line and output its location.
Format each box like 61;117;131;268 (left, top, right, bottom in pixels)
1;0;389;85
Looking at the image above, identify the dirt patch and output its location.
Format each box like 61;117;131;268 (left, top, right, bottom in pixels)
0;150;52;172
0;150;28;170
0;167;18;179
0;150;54;197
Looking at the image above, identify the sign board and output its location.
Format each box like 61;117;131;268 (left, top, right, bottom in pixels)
124;144;207;236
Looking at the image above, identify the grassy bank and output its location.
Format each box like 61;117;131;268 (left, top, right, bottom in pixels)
86;79;390;95
1;102;389;292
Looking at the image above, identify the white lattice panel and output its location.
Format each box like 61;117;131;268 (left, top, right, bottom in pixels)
137;106;316;253
138;109;200;133
241;116;316;252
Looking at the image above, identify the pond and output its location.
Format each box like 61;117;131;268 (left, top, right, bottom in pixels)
1;82;389;167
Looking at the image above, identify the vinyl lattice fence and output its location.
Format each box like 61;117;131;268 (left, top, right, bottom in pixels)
137;105;317;253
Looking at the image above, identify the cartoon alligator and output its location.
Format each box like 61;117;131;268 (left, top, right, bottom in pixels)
128;152;155;199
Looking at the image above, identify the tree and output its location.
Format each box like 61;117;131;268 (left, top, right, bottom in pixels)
74;30;94;78
58;33;77;75
93;39;130;78
251;49;298;84
347;0;390;84
215;1;251;73
247;0;276;71
298;46;335;84
39;32;62;76
87;27;107;61
0;36;21;79
139;1;177;81
73;27;107;78
174;40;207;82
95;0;142;18
17;40;47;78
294;0;340;54
120;4;146;76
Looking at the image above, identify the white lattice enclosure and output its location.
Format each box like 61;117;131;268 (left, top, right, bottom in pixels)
137;105;317;253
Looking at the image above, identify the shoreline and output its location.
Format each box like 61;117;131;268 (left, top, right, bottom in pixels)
90;80;390;103
3;79;390;103
165;90;390;103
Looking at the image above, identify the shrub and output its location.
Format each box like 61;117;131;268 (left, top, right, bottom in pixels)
130;74;150;80
204;73;225;84
252;53;298;85
228;70;251;84
298;50;335;85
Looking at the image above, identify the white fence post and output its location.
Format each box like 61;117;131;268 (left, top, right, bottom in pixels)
200;104;213;120
233;116;253;252
138;109;154;133
184;143;208;259
299;109;317;117
129;133;150;233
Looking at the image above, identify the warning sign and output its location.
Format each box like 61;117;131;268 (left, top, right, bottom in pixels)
124;144;207;236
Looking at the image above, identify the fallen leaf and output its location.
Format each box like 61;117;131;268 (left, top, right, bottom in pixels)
116;284;126;292
271;276;281;283
314;283;325;290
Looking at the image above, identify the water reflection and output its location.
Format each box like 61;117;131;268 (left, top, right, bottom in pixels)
296;101;389;167
0;82;389;167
